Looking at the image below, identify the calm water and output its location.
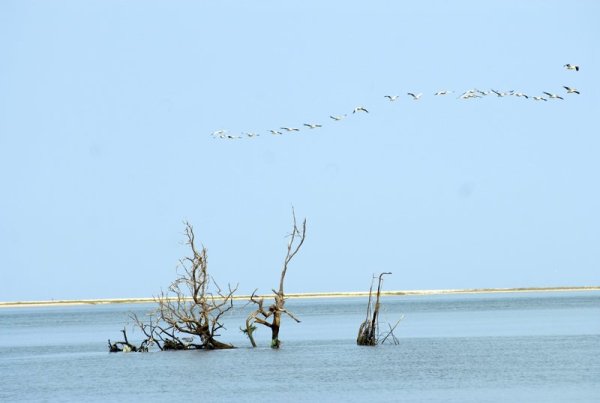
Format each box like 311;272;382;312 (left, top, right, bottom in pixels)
1;292;599;402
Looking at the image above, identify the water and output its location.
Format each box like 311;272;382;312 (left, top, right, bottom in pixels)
1;292;599;402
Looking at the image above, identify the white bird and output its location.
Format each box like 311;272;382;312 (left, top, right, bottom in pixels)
303;123;322;129
407;92;422;100
514;92;529;99
532;96;547;102
564;63;580;71
434;90;452;96
280;127;300;132
384;95;399;101
491;89;514;97
475;89;491;96
563;86;580;94
211;129;227;137
244;132;259;138
353;106;369;114
543;92;564;100
458;90;480;100
270;129;283;135
330;114;347;121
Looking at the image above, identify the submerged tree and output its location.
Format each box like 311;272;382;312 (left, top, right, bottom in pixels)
357;272;402;346
111;222;237;352
245;210;306;348
108;328;151;352
152;222;237;349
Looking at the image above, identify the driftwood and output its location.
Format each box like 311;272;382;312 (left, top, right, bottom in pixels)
110;222;237;352
108;328;151;352
246;209;306;348
357;272;402;346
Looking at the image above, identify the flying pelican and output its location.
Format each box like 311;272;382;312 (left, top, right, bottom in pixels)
563;86;580;94
280;127;300;132
244;132;259;138
532;96;547;102
270;129;283;135
514;92;529;99
353;106;369;113
303;123;322;129
458;90;480;100
211;129;227;137
330;114;347;121
543;92;564;100
407;92;422;100
564;64;580;71
491;89;514;97
434;90;452;96
384;95;399;101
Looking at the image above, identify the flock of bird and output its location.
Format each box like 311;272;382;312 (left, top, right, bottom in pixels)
211;64;581;140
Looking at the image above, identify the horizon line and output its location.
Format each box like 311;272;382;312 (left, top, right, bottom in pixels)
1;285;599;308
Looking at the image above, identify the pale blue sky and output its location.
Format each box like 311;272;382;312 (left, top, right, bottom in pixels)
1;0;598;301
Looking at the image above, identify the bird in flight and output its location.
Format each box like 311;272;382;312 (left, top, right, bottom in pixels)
384;95;399;101
270;129;283;135
563;86;580;94
211;129;227;137
280;127;300;132
564;64;580;71
491;89;514;97
353;106;369;113
532;96;547;102
407;92;422;100
303;123;322;129
330;114;347;121
434;90;452;96
244;132;259;138
543;92;564;100
458;90;480;100
514;92;529;99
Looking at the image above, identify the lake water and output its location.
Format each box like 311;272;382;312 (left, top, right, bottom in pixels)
1;292;599;402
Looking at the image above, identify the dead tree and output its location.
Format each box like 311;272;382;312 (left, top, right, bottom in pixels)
246;210;306;348
108;328;149;352
153;222;237;349
357;272;402;346
116;222;237;352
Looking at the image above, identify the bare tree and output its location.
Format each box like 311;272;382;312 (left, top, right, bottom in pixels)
117;222;237;352
357;272;402;346
245;209;306;348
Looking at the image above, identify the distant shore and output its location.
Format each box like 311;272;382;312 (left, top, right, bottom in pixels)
1;286;598;309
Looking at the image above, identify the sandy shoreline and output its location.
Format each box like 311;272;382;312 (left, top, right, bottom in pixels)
1;286;599;308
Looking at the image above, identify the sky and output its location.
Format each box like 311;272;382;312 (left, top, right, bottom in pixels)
1;0;599;301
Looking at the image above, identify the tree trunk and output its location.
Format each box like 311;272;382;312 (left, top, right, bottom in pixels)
271;313;281;348
357;272;391;346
